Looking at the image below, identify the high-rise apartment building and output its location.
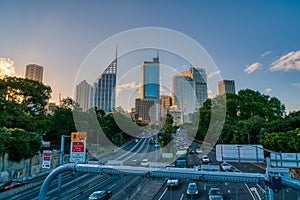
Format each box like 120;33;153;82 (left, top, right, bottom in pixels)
218;80;236;95
91;58;117;112
76;80;92;112
25;64;43;82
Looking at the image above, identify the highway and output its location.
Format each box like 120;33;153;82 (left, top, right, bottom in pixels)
2;129;299;200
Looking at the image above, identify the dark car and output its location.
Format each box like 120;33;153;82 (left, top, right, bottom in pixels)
0;180;28;192
208;187;223;200
88;190;112;200
187;147;195;154
186;182;199;198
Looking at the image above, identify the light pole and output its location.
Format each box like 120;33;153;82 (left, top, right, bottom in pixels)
58;135;70;195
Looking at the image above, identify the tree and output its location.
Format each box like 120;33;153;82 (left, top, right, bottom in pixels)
6;128;42;162
0;76;52;130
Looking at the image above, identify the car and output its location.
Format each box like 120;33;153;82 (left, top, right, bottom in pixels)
202;155;211;163
186;182;199;198
141;159;150;167
166;178;181;188
135;139;139;143
131;159;140;166
88;190;112;200
154;143;160;148
187;148;195;154
220;162;231;171
0;180;28;192
208;187;223;200
195;148;202;154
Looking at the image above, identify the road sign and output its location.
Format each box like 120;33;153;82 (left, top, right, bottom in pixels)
270;152;300;168
216;144;264;162
42;150;52;169
71;132;87;140
70;140;86;163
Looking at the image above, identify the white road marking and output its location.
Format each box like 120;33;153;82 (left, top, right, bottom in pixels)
228;190;231;193
158;187;168;200
108;183;117;189
244;183;256;200
180;193;184;200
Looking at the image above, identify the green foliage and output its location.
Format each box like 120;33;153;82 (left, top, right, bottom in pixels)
197;89;288;149
5;128;42;162
262;128;300;152
0;76;51;130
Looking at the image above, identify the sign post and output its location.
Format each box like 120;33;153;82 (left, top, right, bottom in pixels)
70;132;87;163
42;150;52;169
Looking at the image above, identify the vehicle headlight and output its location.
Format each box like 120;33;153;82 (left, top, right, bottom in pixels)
187;191;190;194
195;190;198;194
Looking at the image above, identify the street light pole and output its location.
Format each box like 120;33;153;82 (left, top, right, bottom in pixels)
58;135;70;195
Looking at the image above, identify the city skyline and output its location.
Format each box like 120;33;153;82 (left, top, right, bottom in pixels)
1;1;300;113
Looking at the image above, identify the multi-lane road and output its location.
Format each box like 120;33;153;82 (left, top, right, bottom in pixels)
2;129;299;200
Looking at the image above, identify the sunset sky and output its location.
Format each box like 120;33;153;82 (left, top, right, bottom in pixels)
1;0;300;112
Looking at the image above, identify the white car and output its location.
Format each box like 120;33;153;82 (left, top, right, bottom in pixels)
195;148;202;154
141;159;150;167
220;162;231;171
202;155;210;163
167;179;181;188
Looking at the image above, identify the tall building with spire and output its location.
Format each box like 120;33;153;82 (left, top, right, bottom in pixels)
91;52;117;112
25;64;43;82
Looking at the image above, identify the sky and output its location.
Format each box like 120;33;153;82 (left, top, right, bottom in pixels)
1;0;300;113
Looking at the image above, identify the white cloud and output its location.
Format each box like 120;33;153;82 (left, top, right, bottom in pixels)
116;81;139;96
244;62;261;74
207;70;220;79
264;88;272;93
270;50;300;71
292;82;300;89
261;51;272;58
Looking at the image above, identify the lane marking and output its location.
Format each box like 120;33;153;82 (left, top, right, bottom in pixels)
108;183;117;189
180;193;184;200
158;187;168;200
244;183;256;200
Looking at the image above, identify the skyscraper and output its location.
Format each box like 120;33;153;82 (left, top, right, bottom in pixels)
25;64;43;82
178;67;208;108
172;75;196;123
76;80;91;112
218;80;236;95
92;58;117;112
140;56;160;100
190;67;208;108
138;56;160;123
